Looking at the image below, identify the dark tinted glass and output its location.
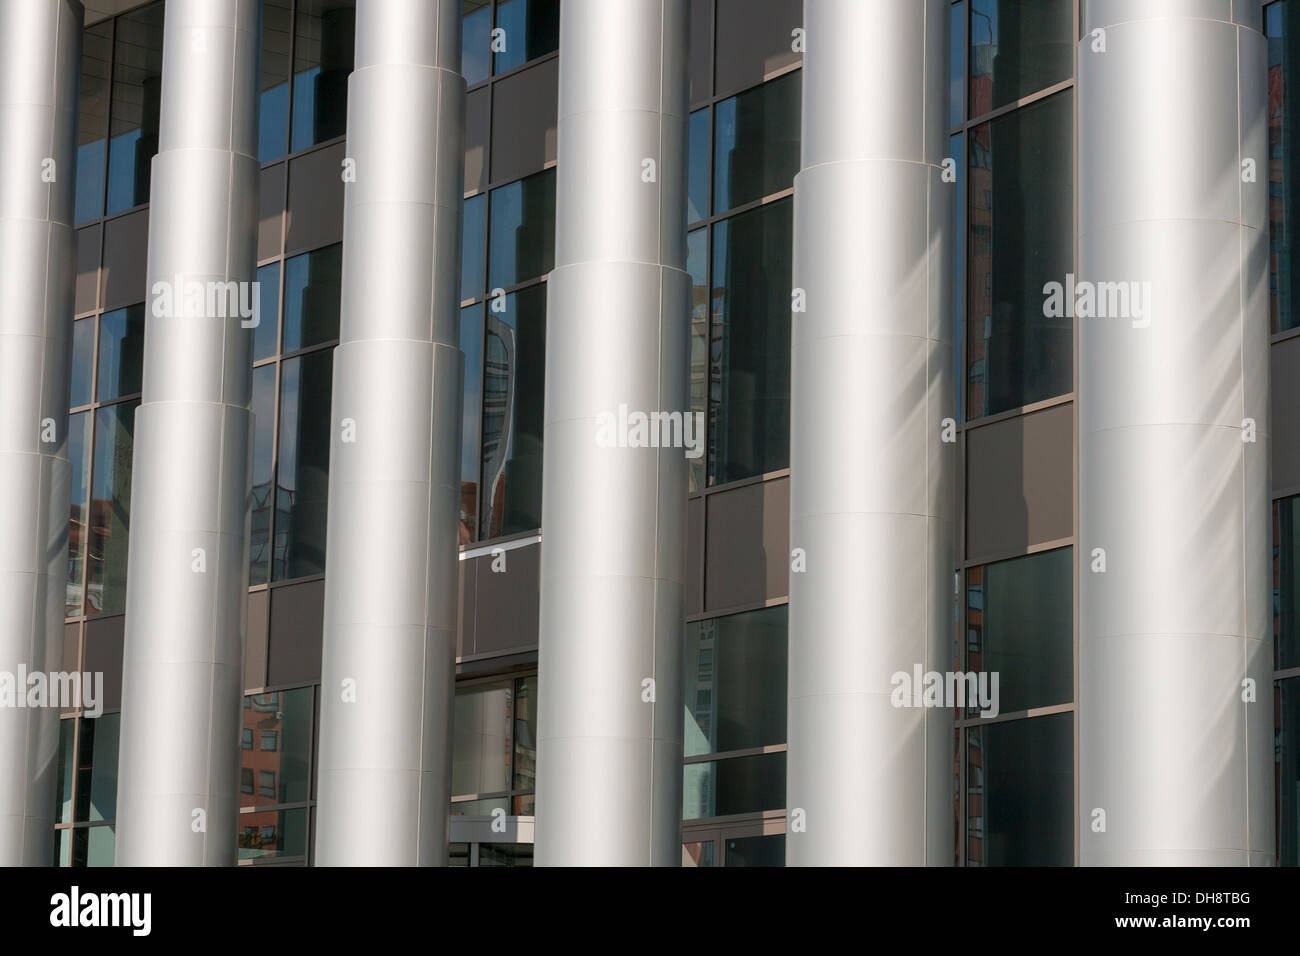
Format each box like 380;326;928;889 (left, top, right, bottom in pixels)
274;350;332;580
709;198;792;484
688;107;709;224
260;0;292;162
488;168;556;292
1280;677;1300;866
75;714;120;823
950;1;966;128
713;70;800;213
56;718;75;824
965;713;1073;865
1277;496;1300;670
1269;4;1300;332
513;675;537;793
684;606;787;756
725;834;784;867
75;22;112;223
687;227;708;493
969;0;1073;116
70;317;94;409
967;91;1072;418
463;0;491;86
462;193;487;301
460;305;483;543
952;131;966;424
70;825;115;866
480;285;546;537
66;411;91;616
479;843;534;866
966;547;1072;715
105;2;164;216
493;0;560;75
290;0;355;152
250;364;277;586
86;401;137;616
255;261;281;361
683;751;786;820
96;306;145;401
282;244;342;352
241;688;312;807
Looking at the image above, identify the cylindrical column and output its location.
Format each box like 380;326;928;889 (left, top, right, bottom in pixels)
535;0;690;866
115;0;260;866
1078;1;1273;865
786;0;954;866
0;0;81;867
314;0;464;866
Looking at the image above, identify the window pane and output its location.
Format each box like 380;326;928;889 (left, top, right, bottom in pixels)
462;0;492;86
71;825;115;867
86;401;137;616
1277;496;1300;670
453;681;513;796
683;751;785;820
282;244;342;353
449;841;470;866
488;169;556;292
950;1;966;129
66;410;91;616
254;262;281;361
237;807;308;860
291;0;356;153
966;91;1072;418
709;198;792;485
1279;677;1300;866
450;796;509;816
712;71;800;214
96;305;145;401
105;2;164;216
480;285;546;538
513;675;537;793
249;364;276;586
688;107;709;224
241;689;313;807
75;22;112;224
462;193;486;302
479;843;534;866
969;0;1073;116
274;351;332;580
965;713;1073;866
493;0;560;75
1269;3;1300;333
952;131;966;424
260;0;292;162
55;718;75;824
725;834;784;867
75;714;120;823
684;606;787;756
460;305;483;543
70;318;94;409
966;547;1072;715
687;227;708;493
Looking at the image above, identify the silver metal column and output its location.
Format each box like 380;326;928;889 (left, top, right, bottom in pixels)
1078;0;1273;865
314;0;464;866
787;0;954;866
115;0;260;866
0;0;81;867
535;0;690;866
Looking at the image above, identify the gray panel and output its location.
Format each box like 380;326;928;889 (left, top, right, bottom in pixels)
258;163;286;261
474;544;539;655
713;0;802;98
489;57;558;186
100;209;148;309
965;403;1073;562
60;624;80;716
689;0;713;106
686;496;704;616
83;615;124;714
285;141;346;255
243;588;269;691
458;555;476;658
465;86;489;194
268;580;325;687
1272;336;1300;492
75;224;100;314
705;482;774;611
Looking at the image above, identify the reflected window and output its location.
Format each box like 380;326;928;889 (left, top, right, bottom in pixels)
969;0;1073;116
96;306;145;402
712;71;800;214
260;0;293;162
274;350;333;580
460;306;483;544
250;364;277;586
105;2;164;216
684;606;787;756
493;0;559;75
282;244;342;353
75;21;112;223
488;168;556;292
237;807;308;860
66;411;91;616
85;401;137;616
290;0;356;153
241;688;312;807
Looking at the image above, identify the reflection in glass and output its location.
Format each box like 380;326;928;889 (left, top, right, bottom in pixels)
241;689;312;807
1279;677;1300;866
725;834;783;867
710;199;792;485
460;306;483;543
952;132;965;424
462;0;491;86
71;825;115;867
105;2;164;216
56;718;75;824
291;0;356;153
70;318;94;409
274;351;332;580
969;0;1072;116
249;365;276;586
255;262;281;361
687;228;708;492
684;606;787;756
967;91;1072;418
488;168;556;292
965;712;1072;865
282;244;342;353
449;796;509;816
75;22;112;223
75;714;120;823
479;843;534;866
86;401;137;616
452;680;513;796
462;193;486;302
688;108;709;224
683;751;785;820
96;306;145;402
237;807;308;860
966;548;1072;715
513;675;537;793
950;1;966;129
712;71;800;214
493;0;560;75
66;411;90;616
1269;4;1300;333
260;0;292;162
480;286;545;537
1277;496;1300;670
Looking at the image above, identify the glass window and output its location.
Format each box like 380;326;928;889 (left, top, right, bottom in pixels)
1277;496;1300;670
96;306;145;402
241;768;254;793
460;305;483;544
687;227;708;493
688;107;709;224
260;730;278;751
969;0;1073;117
683;751;785;820
237;807;308;860
250;364;276;586
712;71;800;214
463;0;492;86
684;606;787;756
260;0;293;162
75;714;120;823
85;401;137;616
70;318;94;409
1269;3;1300;333
274;350;333;580
453;680;513;796
242;728;254;750
71;825;115;867
450;841;470;866
492;0;560;75
966;90;1072;418
725;834;784;867
75;22;112;224
965;712;1073;866
258;771;276;799
480;285;546;538
952;131;966;424
487;168;556;292
682;840;714;867
55;719;75;825
105;2;164;216
282;244;342;353
450;796;509;816
966;548;1072;715
241;688;312;807
709;198;792;485
66;411;91;617
255;262;281;361
513;675;537;793
478;842;534;866
1279;677;1300;866
462;193;487;302
291;0;356;153
950;1;966;129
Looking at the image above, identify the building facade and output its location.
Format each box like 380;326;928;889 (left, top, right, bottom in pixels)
1;0;1297;866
